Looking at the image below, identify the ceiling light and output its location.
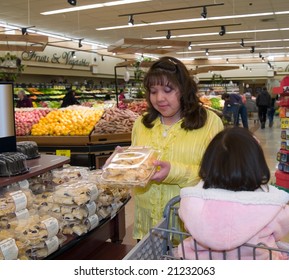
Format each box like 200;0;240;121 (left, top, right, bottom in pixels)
240;39;244;47
262;57;265;62
205;49;209;56
42;0;151;15
128;15;134;26
219;26;226;36
188;42;192;50
226;58;229;63
201;6;207;19
67;0;77;6
21;28;27;35
78;39;83;48
250;46;255;53
241;64;245;69
166;30;171;40
71;51;76;58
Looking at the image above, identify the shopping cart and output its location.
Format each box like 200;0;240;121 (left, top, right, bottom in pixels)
123;195;289;260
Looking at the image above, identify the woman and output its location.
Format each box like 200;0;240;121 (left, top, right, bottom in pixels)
60;89;80;108
131;56;224;240
16;90;33;108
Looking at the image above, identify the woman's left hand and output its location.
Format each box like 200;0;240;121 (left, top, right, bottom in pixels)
151;160;171;182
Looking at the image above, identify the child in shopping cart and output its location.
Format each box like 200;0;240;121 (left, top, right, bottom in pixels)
176;127;289;260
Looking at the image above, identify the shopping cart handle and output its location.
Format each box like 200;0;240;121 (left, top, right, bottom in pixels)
163;195;181;218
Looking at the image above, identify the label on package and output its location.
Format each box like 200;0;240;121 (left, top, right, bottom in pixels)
42;217;59;239
45;236;59;255
86;214;99;231
0;238;18;260
15;208;29;220
10;190;27;212
86;201;97;216
88;185;99;201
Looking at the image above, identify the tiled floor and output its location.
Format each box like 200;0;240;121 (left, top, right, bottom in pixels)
122;116;282;246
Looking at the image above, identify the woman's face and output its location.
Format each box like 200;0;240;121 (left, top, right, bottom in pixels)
149;82;181;118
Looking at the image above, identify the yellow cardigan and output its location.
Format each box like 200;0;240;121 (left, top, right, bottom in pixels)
131;109;224;240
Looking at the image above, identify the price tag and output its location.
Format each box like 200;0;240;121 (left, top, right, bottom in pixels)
56;150;71;157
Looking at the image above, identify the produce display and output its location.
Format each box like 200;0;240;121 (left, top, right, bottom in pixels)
31;106;104;136
199;96;224;111
126;100;147;115
15;108;52;136
92;107;139;134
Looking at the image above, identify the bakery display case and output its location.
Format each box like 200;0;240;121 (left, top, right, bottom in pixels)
0;154;131;260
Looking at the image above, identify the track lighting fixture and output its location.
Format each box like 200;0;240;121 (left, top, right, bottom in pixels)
250;46;255;53
262;57;265;62
259;53;262;58
78;39;83;48
101;55;104;61
128;15;134;26
188;42;192;50
219;25;226;36
241;64;245;69
67;0;77;6
205;49;209;56
71;51;76;59
21;28;28;35
240;39;244;48
201;6;207;19
226;58;229;63
166;30;171;40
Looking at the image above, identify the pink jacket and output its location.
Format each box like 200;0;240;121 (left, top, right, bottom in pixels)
177;181;289;260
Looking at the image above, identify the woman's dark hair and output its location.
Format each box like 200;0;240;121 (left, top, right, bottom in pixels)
199;127;270;191
142;56;207;130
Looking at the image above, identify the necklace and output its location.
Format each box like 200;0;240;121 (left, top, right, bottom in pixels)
161;115;180;137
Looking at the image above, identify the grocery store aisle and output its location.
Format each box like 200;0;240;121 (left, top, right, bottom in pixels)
122;117;281;247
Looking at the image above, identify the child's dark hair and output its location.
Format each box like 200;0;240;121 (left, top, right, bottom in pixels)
199;127;270;191
142;56;207;130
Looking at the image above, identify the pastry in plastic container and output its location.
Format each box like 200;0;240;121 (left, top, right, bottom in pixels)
14;213;62;246
0;208;31;230
62;220;88;236
52;181;99;206
101;146;160;187
25;233;66;260
0;229;29;260
50;165;90;186
0;187;34;216
59;201;97;220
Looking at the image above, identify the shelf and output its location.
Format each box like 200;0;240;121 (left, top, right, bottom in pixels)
0;154;70;187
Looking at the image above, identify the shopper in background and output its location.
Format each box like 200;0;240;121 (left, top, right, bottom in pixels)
267;95;278;128
256;86;271;129
207;87;216;96
222;93;248;128
131;56;224;240
118;89;126;102
60;89;80;108
176;127;289;260
16;90;33;108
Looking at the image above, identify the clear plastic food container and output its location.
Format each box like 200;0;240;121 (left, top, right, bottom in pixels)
53;181;99;206
101;146;160;187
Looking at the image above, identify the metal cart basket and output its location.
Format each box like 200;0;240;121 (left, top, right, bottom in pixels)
124;196;289;260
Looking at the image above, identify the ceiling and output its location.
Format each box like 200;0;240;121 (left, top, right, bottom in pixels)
1;0;289;68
